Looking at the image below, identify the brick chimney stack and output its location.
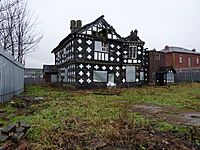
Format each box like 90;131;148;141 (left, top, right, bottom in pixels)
70;20;82;32
165;45;169;50
192;49;196;52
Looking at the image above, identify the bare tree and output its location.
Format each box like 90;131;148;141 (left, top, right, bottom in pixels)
0;0;42;63
0;0;15;52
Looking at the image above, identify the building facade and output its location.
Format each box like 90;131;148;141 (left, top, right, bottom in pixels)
43;65;58;83
148;49;165;83
52;15;148;88
147;49;176;84
148;46;200;83
162;46;200;71
161;46;200;82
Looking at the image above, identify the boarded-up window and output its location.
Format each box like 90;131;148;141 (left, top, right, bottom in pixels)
95;41;108;53
51;75;57;83
95;41;102;51
167;72;174;83
197;58;199;65
140;72;144;80
126;66;136;82
179;56;183;64
155;54;160;61
108;74;114;83
188;57;192;67
93;71;107;82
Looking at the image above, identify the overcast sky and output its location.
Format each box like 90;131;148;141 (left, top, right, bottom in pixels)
26;0;200;68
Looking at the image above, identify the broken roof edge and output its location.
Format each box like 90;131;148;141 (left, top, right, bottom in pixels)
51;15;105;53
72;15;105;34
51;15;144;53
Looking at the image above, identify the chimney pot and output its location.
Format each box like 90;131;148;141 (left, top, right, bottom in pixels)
134;29;138;36
70;20;76;32
192;49;196;52
76;20;82;29
70;20;82;32
165;45;169;50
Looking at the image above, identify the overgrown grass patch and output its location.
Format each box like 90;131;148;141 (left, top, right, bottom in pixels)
0;83;200;149
24;85;49;97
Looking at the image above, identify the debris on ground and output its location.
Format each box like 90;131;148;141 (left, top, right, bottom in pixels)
0;109;5;114
0;121;30;149
9;95;47;116
34;97;45;100
11;96;45;109
1;84;200;149
32;119;200;150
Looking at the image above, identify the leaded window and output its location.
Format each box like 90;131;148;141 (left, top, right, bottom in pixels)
94;41;109;61
128;46;137;59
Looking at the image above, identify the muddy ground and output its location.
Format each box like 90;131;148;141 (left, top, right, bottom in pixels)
1;91;200;149
129;104;200;126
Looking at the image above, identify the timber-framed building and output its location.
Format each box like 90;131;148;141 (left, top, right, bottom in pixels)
52;15;148;88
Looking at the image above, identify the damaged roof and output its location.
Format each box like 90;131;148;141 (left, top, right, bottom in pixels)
51;15;122;53
52;15;144;53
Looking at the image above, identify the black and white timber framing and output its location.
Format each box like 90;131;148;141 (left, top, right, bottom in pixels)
51;15;148;88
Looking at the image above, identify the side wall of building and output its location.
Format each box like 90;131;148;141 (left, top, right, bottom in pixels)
165;52;200;82
148;51;165;83
165;52;200;71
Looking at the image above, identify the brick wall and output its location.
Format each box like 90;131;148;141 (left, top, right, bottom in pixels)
165;52;200;71
148;51;165;82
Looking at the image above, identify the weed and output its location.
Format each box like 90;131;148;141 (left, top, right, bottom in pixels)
0;83;200;149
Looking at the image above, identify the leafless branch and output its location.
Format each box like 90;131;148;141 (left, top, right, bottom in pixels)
0;0;43;63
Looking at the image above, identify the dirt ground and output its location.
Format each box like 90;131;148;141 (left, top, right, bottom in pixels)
10;98;200;149
1;83;200;149
129;104;200;126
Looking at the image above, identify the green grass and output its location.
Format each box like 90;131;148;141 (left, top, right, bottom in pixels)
0;83;200;148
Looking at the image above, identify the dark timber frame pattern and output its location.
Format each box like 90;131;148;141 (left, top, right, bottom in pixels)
52;15;148;88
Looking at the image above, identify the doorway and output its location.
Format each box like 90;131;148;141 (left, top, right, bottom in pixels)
107;74;115;87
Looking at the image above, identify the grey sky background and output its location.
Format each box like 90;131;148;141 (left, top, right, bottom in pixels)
26;0;200;68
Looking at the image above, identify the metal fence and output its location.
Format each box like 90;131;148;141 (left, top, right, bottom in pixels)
0;48;24;103
24;76;44;84
175;70;200;82
24;68;44;84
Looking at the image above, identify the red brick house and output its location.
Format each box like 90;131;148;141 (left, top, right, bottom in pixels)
161;46;200;72
148;46;200;83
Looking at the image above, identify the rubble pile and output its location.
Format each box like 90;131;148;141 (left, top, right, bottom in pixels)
0;122;30;149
